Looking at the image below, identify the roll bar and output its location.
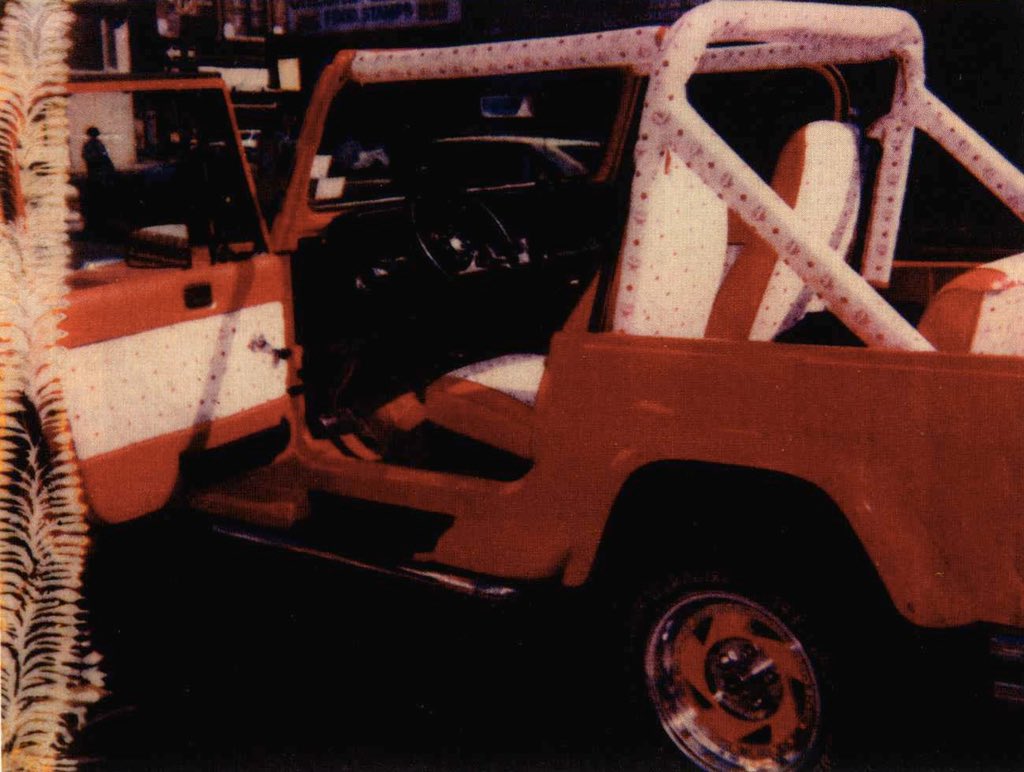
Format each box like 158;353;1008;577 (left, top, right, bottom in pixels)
329;2;1024;351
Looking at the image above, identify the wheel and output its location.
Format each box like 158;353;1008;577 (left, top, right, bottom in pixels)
411;195;518;277
635;575;830;771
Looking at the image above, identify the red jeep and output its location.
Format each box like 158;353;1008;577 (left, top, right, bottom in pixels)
65;2;1023;769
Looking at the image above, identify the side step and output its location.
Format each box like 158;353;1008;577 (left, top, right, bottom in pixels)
212;520;521;600
187;456;311;529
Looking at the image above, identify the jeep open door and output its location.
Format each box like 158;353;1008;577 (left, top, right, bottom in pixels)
62;75;297;523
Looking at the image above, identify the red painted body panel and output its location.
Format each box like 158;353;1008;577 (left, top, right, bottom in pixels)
80;398;291;523
271;328;1024;629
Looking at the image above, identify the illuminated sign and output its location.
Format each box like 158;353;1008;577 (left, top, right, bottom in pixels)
287;0;460;33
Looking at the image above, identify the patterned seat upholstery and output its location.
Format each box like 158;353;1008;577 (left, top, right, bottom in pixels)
611;145;731;338
706;121;861;340
917;253;1024;355
421;273;601;459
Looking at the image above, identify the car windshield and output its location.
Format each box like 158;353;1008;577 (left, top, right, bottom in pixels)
309;69;625;205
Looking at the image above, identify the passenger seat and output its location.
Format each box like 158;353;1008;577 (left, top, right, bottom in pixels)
917;252;1024;355
706;120;861;340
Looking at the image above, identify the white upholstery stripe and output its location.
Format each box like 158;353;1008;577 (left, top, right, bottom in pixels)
62;302;288;459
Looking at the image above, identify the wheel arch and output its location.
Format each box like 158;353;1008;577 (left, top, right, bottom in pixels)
580;459;900;620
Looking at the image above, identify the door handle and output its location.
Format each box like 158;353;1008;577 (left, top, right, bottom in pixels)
248;334;292;364
184;283;213;309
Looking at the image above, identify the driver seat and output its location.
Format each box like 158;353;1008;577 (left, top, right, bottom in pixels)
420;278;597;459
420;122;862;460
424;353;546;459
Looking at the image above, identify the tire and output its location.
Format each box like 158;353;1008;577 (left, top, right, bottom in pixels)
630;572;833;771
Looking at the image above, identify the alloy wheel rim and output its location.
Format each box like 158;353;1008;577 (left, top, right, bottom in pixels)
644;591;822;771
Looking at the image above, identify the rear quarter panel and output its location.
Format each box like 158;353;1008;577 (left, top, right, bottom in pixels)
537;331;1024;629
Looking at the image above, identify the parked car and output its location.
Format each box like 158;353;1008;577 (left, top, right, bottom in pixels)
63;3;1023;770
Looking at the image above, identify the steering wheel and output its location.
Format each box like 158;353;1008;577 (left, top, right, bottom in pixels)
410;195;519;278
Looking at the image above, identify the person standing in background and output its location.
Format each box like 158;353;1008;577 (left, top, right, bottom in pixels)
81;126;115;236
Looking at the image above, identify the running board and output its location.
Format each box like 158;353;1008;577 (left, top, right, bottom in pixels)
212;522;520;600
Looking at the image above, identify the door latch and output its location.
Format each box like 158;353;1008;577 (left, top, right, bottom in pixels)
248;334;292;364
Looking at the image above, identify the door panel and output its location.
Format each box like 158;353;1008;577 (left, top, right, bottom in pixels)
61;256;294;523
63;300;287;460
61;78;293;523
61;250;292;524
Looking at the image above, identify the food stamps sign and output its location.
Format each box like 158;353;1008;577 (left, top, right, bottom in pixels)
287;0;460;32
